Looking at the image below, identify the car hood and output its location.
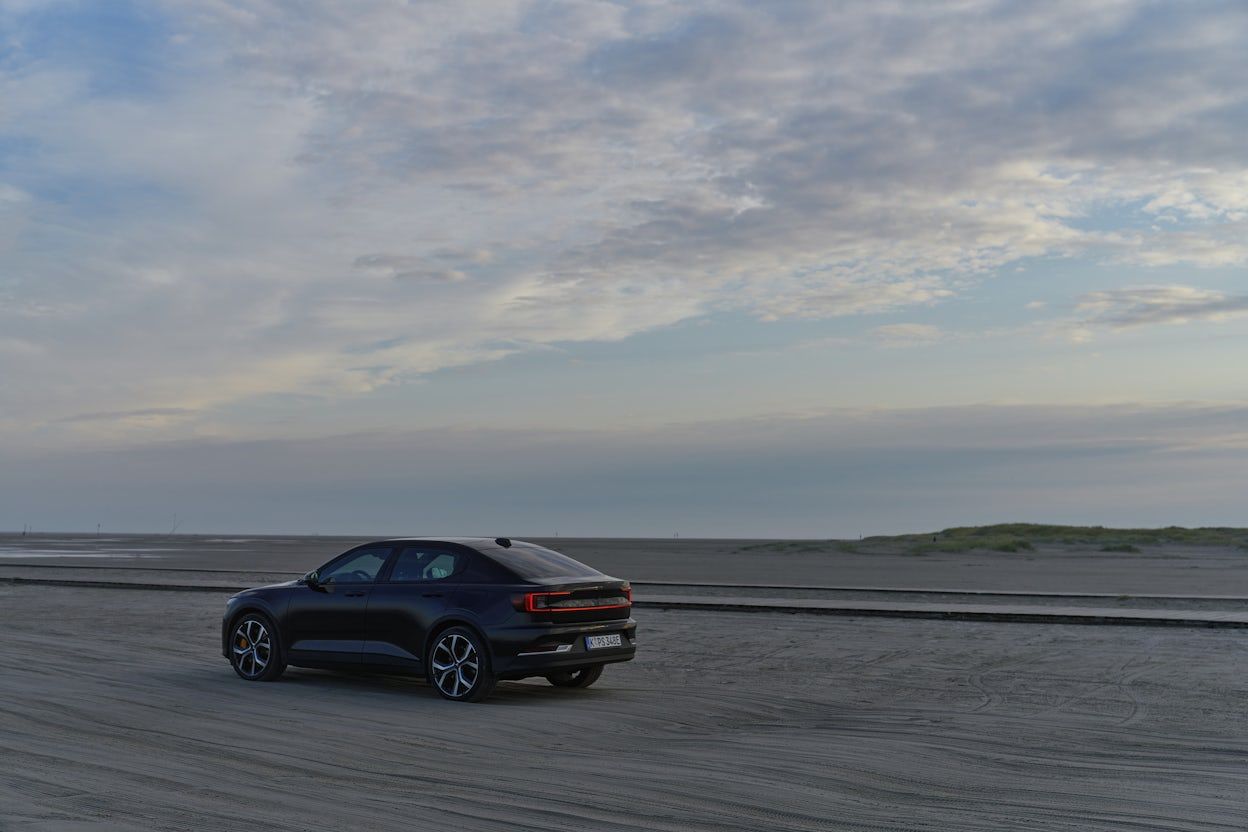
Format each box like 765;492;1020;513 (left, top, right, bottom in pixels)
231;579;300;598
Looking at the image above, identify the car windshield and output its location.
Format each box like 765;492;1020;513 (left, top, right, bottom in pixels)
487;543;604;580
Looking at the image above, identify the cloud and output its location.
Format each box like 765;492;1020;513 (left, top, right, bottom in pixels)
353;254;469;283
0;184;29;205
3;402;1246;535
1074;285;1248;329
0;336;42;356
1;1;1247;437
872;323;947;346
57;407;197;424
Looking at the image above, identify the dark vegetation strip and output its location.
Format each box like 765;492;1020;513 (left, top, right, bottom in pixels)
741;523;1248;555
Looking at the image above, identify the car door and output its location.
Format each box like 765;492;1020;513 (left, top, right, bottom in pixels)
284;544;396;666
362;543;467;670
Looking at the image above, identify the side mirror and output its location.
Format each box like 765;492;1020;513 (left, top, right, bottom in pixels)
303;570;324;590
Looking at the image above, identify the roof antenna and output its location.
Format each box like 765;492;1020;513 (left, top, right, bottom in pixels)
495;537;512;548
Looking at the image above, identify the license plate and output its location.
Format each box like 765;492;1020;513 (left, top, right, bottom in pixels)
585;634;623;650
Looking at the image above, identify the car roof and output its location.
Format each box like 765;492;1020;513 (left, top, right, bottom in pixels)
377;536;523;548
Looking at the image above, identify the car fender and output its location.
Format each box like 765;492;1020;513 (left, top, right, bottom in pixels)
424;608;490;658
223;592;289;655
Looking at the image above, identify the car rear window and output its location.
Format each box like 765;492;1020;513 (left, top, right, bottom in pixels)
485;543;604;580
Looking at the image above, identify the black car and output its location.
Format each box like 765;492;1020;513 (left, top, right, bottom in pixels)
221;537;636;701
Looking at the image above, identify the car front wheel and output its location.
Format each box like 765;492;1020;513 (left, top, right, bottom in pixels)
230;613;286;682
429;627;495;702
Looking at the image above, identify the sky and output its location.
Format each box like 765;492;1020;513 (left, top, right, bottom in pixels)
1;0;1247;536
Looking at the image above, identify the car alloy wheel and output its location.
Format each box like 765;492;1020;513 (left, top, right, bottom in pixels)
429;628;495;702
230;614;285;681
233;618;271;678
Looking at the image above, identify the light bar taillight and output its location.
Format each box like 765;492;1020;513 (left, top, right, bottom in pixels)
521;585;632;613
523;591;570;612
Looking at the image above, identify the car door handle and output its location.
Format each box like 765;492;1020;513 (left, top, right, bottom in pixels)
345;591;368;598
422;592;444;598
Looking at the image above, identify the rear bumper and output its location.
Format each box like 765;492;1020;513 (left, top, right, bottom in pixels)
491;617;637;679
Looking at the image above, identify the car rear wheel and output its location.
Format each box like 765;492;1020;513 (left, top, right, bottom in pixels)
429;627;495;702
230;613;286;682
546;665;603;688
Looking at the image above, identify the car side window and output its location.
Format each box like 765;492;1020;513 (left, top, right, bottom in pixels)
320;547;390;584
389;546;462;582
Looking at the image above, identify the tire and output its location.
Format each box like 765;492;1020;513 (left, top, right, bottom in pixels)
545;665;604;689
229;612;286;682
428;627;495;702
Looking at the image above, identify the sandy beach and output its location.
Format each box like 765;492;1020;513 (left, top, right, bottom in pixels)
2;584;1245;831
2;535;1247;830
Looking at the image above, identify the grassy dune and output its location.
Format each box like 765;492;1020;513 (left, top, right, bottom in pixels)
741;524;1248;555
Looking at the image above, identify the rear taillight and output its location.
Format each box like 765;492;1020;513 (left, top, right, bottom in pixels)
523;591;570;612
518;588;633;613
